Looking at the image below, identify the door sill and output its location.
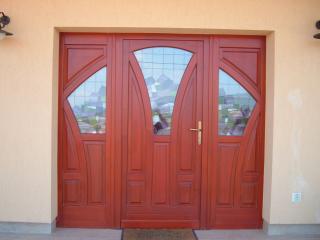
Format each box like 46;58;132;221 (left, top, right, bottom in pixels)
121;219;200;228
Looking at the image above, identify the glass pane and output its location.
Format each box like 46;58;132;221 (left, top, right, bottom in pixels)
219;69;256;136
134;47;192;135
68;67;107;134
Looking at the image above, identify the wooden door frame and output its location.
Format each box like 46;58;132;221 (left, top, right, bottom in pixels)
57;33;266;229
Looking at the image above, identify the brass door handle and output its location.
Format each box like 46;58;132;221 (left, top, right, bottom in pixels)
189;121;202;145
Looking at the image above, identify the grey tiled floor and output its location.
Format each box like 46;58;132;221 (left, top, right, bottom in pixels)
195;230;320;240
0;228;122;240
0;228;319;240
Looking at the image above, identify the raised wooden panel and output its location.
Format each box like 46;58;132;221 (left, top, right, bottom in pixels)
152;143;169;205
84;142;105;204
127;66;146;172
178;182;193;204
127;181;145;204
221;49;259;86
65;120;80;170
214;208;260;228
177;69;196;171
240;183;257;207
216;143;240;207
67;47;105;81
244;123;259;173
63;180;81;205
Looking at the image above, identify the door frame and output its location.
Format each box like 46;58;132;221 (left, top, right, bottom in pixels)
57;33;265;229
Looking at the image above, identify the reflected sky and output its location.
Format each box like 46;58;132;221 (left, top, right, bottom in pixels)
68;67;107;108
134;47;192;85
219;70;248;96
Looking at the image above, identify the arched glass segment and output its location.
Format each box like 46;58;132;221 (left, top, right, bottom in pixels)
219;69;256;136
68;67;107;134
134;47;192;135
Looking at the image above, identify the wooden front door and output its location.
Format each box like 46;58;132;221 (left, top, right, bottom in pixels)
120;38;204;228
58;34;265;229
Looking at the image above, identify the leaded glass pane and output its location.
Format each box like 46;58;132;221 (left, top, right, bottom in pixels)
134;47;192;135
68;67;107;134
219;69;256;136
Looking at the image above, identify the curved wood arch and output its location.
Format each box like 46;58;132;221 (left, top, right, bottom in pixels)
220;53;260;92
128;53;154;134
170;56;197;136
62;44;107;88
63;58;107;99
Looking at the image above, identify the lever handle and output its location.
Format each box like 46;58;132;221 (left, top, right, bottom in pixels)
189;121;202;145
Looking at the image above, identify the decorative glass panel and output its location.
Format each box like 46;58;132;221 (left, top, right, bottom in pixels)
134;47;192;135
219;69;256;136
68;67;107;134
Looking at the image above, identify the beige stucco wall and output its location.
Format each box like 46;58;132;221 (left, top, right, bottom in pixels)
0;0;319;225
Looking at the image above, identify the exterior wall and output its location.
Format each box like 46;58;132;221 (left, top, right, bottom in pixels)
0;0;319;225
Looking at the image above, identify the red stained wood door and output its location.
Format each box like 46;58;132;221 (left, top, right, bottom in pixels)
119;37;204;228
58;34;265;229
207;36;266;228
57;35;114;227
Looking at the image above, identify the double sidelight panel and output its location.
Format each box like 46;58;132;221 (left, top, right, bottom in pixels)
58;34;265;229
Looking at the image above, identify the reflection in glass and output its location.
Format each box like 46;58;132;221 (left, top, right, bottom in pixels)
68;67;107;134
134;47;192;135
218;69;256;136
